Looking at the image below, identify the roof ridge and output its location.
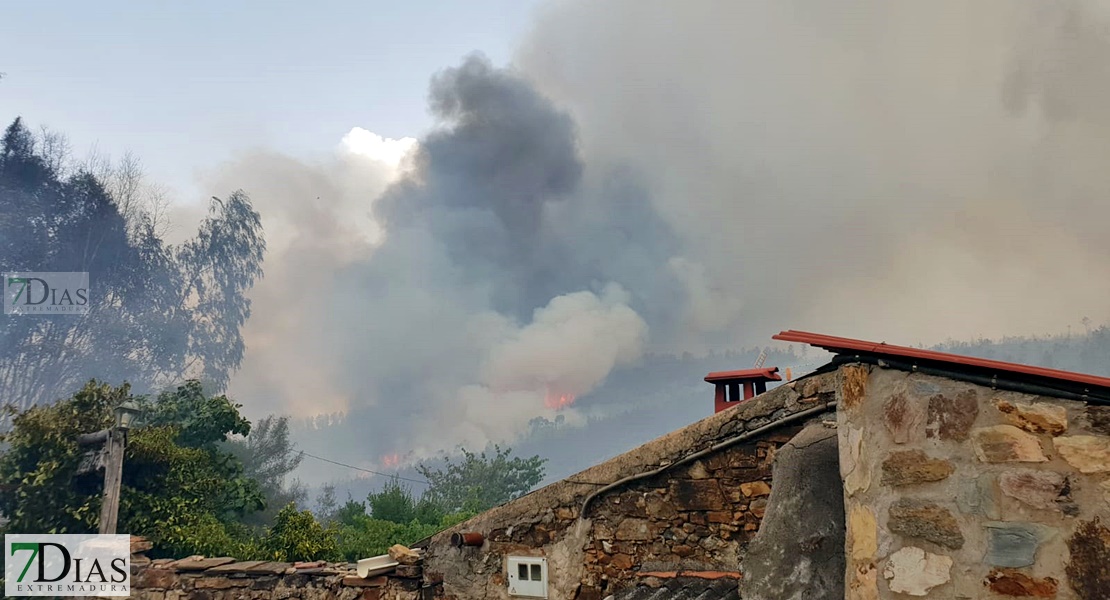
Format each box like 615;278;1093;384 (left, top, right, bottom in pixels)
774;329;1110;392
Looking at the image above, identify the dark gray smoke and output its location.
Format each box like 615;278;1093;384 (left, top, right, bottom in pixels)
203;56;658;478
202;1;1110;484
377;55;683;326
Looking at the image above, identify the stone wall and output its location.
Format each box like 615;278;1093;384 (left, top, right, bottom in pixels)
422;372;839;600
839;363;1110;599
128;556;422;600
572;431;797;595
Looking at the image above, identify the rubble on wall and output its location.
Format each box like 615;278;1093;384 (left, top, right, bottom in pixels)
128;544;424;600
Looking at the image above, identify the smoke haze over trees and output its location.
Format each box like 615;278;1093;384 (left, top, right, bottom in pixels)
225;415;307;526
0;118;265;410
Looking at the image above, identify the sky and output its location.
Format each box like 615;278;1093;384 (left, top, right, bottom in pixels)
0;0;542;200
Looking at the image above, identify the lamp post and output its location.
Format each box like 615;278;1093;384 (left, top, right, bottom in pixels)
77;399;141;535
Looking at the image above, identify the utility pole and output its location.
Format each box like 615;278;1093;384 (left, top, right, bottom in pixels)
99;429;126;534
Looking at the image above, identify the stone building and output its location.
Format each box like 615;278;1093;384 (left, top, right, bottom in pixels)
420;368;839;600
419;330;1110;600
129;329;1110;600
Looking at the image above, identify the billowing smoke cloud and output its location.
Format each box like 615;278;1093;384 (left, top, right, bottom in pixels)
196;144;400;417
519;0;1110;345
202;1;1110;481
201;56;658;475
416;283;647;454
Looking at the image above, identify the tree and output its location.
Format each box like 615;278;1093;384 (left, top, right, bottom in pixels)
173;192;266;393
413;495;445;526
259;503;338;561
367;476;416;524
83;148;172;238
417;445;546;513
225;415;306;526
334;494;368;527
366;476;445;525
0;117;266;412
0;380;264;558
332;509;470;562
315;484;339;523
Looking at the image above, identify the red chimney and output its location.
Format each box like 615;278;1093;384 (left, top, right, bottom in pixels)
705;367;782;413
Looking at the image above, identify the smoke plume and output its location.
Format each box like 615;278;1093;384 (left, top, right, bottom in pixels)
203;0;1110;480
518;0;1110;345
202;56;659;473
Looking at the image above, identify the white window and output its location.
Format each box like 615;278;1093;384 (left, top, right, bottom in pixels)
507;556;548;598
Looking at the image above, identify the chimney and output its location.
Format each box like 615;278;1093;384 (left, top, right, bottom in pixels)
705;367;782;413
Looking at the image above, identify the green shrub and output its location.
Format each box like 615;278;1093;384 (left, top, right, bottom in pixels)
260;503;339;561
335;511;474;561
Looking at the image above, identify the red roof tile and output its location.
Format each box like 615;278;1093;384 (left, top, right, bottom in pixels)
704;367;782;383
773;330;1110;392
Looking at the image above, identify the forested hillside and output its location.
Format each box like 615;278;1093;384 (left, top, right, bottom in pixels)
935;326;1110;376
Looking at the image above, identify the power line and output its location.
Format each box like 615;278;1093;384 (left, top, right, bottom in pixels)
297;451;431;486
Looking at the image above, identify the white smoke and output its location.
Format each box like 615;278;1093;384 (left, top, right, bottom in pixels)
341;128;418;171
411;283;647;455
518;0;1110;346
201;140;405;417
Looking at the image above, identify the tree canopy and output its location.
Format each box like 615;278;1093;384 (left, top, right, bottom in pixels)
416;445;546;513
0;380;263;557
225;415;306;526
0;117;265;412
0;379;548;563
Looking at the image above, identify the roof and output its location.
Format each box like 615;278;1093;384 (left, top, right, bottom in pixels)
424;377;839;551
774;329;1110;402
704;367;781;383
608;575;739;600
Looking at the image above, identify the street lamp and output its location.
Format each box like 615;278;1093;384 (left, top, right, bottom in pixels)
77;398;143;534
115;399;141;431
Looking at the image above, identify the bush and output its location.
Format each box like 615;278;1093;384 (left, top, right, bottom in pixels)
260;503;340;561
334;511;472;561
367;477;417;524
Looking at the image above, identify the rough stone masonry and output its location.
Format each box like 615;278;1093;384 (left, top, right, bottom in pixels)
840;363;1110;600
422;374;839;600
127;553;422;600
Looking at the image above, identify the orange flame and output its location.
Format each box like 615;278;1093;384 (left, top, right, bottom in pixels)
544;390;576;410
381;453;401;468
